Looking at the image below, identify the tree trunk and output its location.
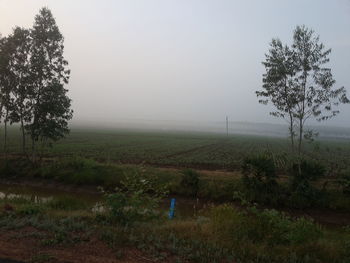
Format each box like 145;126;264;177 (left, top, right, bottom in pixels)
289;113;295;152
31;137;36;163
20;117;26;154
298;118;303;158
297;118;303;176
4;110;8;158
4;120;7;156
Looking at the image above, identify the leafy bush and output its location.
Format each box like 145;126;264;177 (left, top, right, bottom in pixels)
44;157;125;187
180;169;200;197
287;217;322;245
18;203;44;215
104;171;168;225
241;154;282;205
289;159;326;187
208;204;322;246
288;159;326;208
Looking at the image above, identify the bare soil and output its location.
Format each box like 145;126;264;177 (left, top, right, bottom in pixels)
0;228;157;263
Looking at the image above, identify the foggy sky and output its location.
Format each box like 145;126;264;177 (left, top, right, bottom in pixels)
1;0;350;127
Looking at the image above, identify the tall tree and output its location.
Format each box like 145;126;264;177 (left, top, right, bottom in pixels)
257;39;298;151
6;27;32;153
257;25;349;158
291;25;348;156
0;35;15;154
0;34;5;139
27;8;72;157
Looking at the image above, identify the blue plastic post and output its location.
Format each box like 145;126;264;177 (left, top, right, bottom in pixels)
168;198;176;219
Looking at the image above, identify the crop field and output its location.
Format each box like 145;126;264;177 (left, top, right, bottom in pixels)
4;127;350;172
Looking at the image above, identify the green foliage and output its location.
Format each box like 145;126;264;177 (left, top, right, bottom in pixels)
0;196;348;263
209;204;322;246
104;171;168;225
288;159;326;208
290;159;326;185
0;8;73;158
26;8;73;145
18;203;43;215
257;25;349;157
241;154;282;205
180;169;200;197
242;154;277;179
45;157;125;186
287;217;323;245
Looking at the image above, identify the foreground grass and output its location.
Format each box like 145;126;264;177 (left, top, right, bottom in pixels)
1;196;350;263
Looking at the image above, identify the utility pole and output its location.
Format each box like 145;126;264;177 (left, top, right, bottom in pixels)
226;116;229;137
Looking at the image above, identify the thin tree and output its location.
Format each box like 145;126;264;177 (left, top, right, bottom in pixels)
257;38;298;151
257;25;349;158
291;25;349;157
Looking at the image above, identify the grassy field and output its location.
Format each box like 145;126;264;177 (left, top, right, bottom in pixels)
1;127;350;262
3;126;350;173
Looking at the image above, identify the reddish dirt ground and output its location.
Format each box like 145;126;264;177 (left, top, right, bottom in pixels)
0;229;157;263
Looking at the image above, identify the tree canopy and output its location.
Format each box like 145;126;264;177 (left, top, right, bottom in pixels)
257;25;349;156
0;7;73;158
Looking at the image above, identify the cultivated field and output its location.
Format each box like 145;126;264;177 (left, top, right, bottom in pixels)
4;127;350;173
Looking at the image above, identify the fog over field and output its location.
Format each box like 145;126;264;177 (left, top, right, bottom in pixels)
72;119;350;140
1;0;350;129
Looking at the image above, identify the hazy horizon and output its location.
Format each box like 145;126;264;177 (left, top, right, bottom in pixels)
1;0;350;127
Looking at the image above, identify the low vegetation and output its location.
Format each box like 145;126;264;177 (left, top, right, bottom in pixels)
1;175;350;263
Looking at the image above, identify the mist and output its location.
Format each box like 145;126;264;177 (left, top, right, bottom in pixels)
1;0;350;128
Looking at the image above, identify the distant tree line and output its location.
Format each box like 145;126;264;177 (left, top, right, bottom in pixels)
257;25;349;159
0;8;72;159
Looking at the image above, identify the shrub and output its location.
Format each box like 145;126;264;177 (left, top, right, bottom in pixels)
104;171;168;225
209;204;246;242
288;159;326;208
18;203;43;215
289;159;326;187
241;154;282;205
45;157;125;187
208;204;322;246
180;169;200;197
287;217;322;245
